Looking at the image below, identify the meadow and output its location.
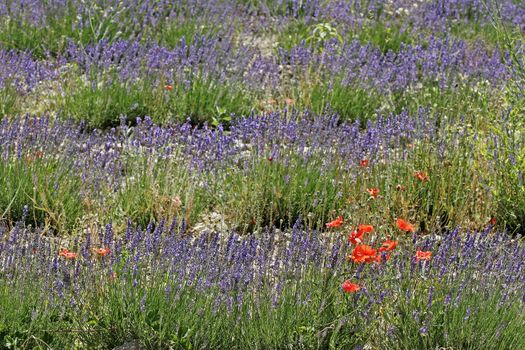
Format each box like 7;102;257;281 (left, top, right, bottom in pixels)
0;0;524;349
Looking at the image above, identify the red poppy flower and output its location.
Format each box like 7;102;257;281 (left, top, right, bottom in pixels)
379;239;398;252
489;217;497;226
342;280;360;293
94;247;111;257
59;248;77;260
59;248;69;256
64;252;77;259
359;159;369;167
267;156;273;162
165;85;173;91
348;230;364;245
326;216;343;228
349;245;377;263
415;250;432;262
414;171;429;182
367;187;379;198
357;224;374;233
396;218;415;232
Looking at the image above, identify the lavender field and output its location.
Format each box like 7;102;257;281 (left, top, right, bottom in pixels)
0;1;524;349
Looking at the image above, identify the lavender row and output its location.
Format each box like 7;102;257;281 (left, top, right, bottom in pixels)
0;35;513;101
0;109;438;177
63;35;513;91
1;219;523;318
2;0;525;32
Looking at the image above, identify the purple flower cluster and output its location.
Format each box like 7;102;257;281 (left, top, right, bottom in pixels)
0;50;59;92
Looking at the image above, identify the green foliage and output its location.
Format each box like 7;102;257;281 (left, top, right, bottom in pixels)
276;20;311;50
481;116;525;235
0;84;18;117
482;9;525;235
0;157;83;232
308;82;382;122
60;77;164;129
0;2;218;57
383;284;524;349
58;74;254;128
0;2;125;58
306;22;343;50
105;153;212;229
355;22;415;54
220;154;348;233
278;21;414;54
154;21;212;50
163;78;255;126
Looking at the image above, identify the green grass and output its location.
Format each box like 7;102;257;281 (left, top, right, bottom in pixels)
219;154;349;233
277;20;415;54
0;84;18;117
103;153;213;230
0;2;222;57
0;157;83;232
0;3;124;58
57;73;255;128
383;284;524;349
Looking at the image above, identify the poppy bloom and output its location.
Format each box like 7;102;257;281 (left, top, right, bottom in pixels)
94;247;111;257
267;156;273;162
165;85;173;91
64;252;77;259
59;248;77;260
359;159;369;167
396;218;415;232
379;239;398;252
348;230;364;245
414;171;429;182
489;217;497;226
367;187;379;198
357;224;374;233
59;248;67;256
342;280;360;293
348;224;373;245
415;250;432;262
349;245;377;263
326;216;343;228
